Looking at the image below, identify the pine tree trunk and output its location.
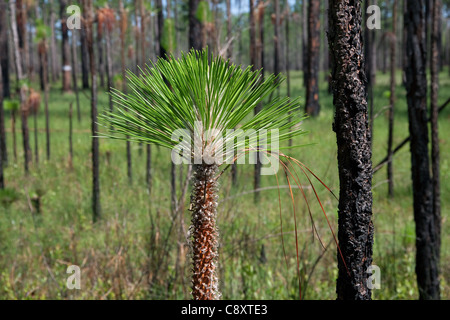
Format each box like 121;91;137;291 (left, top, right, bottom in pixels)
0;0;7;166
61;0;71;92
430;0;441;284
302;0;308;86
71;30;81;122
387;0;397;198
80;25;90;89
190;163;220;300
0;0;10;100
85;0;101;222
305;0;320;116
404;0;440;300
0;66;4;186
328;0;374;300
50;4;58;82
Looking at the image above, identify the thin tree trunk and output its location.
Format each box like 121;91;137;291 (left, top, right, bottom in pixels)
119;0;132;184
0;0;10;100
71;30;81;122
190;163;220;300
80;23;90;89
305;0;320;116
33;109;38;165
39;41;50;160
61;0;71;92
302;0;308;85
323;0;329;79
85;0;101;222
404;0;440;300
0;0;7;166
11;110;17;161
328;0;374;300
97;29;105;88
10;0;30;174
0;65;4;186
69;102;73;161
50;4;58;82
387;0;397;198
430;0;441;269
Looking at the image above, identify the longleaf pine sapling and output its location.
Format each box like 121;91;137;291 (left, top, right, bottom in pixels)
101;49;317;300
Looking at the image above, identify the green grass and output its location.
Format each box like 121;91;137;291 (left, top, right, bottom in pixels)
0;67;449;300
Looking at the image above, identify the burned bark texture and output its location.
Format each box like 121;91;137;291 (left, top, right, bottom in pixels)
404;0;440;300
190;164;220;300
328;0;374;300
305;0;320;116
85;0;101;222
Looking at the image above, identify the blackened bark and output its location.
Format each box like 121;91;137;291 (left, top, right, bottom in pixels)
189;0;203;50
119;0;132;184
0;1;7;165
80;26;90;89
305;0;320;116
430;0;441;283
86;0;101;222
273;0;281;77
0;66;4;187
328;0;374;300
0;1;10;100
71;30;81;123
404;0;440;300
387;0;397;198
302;0;308;85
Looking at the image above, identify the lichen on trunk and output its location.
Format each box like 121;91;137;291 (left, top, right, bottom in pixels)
189;163;220;300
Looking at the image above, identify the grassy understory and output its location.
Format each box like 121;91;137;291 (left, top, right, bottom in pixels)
0;68;448;299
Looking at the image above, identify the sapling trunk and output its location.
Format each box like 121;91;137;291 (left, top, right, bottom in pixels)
190;163;220;300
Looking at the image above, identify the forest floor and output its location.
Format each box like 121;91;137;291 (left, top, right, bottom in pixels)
0;68;449;299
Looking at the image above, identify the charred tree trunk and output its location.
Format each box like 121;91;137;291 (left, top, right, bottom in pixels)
190;163;220;300
189;0;203;50
119;0;132;184
302;0;308;85
387;0;397;198
80;24;90;89
404;0;440;300
71;30;81;123
0;65;5;183
85;0;101;222
0;0;10;100
305;0;320;116
430;0;441;284
0;0;7;166
328;0;374;300
61;0;71;92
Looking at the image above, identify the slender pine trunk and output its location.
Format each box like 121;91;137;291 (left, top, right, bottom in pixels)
404;0;440;300
430;0;441;274
387;0;397;198
86;0;101;222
